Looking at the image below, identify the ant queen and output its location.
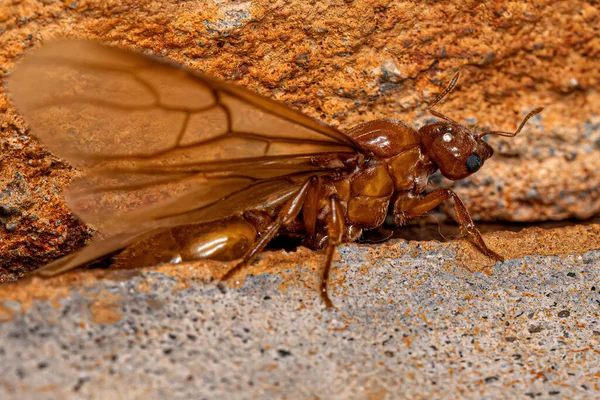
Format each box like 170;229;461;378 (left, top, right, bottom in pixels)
8;40;542;307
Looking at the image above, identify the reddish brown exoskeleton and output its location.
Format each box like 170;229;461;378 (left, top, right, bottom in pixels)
8;41;542;307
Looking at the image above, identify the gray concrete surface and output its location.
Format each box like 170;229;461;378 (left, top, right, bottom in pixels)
0;243;599;399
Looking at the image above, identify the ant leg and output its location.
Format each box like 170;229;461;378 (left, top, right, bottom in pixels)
427;72;461;124
321;195;345;308
395;189;503;261
218;179;311;284
302;176;320;248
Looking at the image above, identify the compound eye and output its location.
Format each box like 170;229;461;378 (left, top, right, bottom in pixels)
465;154;482;173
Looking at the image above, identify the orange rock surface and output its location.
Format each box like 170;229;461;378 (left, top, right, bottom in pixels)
0;1;599;277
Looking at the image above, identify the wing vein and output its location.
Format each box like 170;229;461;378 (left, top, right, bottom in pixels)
38;52;358;148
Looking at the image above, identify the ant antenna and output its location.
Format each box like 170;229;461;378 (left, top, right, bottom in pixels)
477;107;544;140
427;72;461;124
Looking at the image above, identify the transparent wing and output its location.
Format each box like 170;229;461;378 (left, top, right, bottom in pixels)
33;176;306;276
7;40;359;232
7;40;362;275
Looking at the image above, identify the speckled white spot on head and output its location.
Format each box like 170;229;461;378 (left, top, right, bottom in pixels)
443;133;453;142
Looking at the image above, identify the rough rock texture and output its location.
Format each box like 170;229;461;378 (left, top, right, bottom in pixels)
0;0;599;273
2;2;600;397
1;0;599;277
0;227;599;399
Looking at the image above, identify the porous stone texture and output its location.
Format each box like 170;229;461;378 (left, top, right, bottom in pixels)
0;0;599;277
0;229;599;399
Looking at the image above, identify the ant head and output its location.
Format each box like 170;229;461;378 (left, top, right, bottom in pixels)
418;72;543;181
419;122;494;180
